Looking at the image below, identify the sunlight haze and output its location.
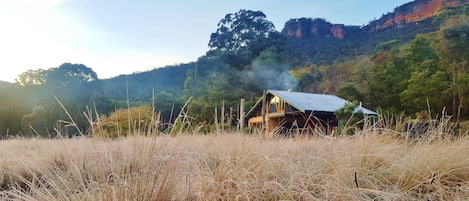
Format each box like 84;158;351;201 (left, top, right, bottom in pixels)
0;0;410;82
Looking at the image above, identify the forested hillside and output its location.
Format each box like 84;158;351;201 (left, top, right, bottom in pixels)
101;63;194;101
2;0;469;136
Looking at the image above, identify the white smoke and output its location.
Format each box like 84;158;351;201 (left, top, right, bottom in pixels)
242;64;298;90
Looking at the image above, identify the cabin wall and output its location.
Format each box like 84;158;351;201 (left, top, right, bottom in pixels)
247;95;339;138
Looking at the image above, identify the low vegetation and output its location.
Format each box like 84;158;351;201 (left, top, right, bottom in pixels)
0;120;469;200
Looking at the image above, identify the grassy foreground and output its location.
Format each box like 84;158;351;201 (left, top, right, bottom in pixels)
1;132;469;200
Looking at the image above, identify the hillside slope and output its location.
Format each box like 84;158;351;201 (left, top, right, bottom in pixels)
0;81;17;89
101;63;194;101
282;0;469;40
280;0;469;66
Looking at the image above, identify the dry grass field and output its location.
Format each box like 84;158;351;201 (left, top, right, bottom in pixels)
1;128;469;200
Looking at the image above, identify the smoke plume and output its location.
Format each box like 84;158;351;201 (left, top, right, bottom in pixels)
242;63;298;90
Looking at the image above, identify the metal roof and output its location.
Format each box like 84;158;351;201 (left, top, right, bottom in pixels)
268;90;377;115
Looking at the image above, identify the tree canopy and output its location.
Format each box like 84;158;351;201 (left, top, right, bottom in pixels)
208;9;277;52
16;63;98;87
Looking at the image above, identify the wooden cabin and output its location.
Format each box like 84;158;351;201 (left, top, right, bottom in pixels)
246;90;377;138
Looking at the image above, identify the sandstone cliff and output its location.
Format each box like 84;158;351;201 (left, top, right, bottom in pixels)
365;0;469;31
281;0;469;39
281;18;360;39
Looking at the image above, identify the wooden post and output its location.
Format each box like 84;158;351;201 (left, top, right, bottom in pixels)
221;100;225;132
262;91;267;135
214;106;219;133
229;107;234;128
239;99;245;130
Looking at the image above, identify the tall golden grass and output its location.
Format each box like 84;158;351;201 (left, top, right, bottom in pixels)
1;130;469;200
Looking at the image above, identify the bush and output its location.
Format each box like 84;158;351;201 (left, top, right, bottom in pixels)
94;105;159;137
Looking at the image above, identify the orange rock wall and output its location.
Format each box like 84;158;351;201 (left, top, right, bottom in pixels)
282;18;350;39
281;0;469;39
331;25;345;39
367;0;469;31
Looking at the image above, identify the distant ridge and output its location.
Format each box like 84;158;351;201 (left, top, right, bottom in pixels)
0;81;16;89
365;0;469;31
282;0;469;39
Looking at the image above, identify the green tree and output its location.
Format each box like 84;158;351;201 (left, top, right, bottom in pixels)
399;35;448;114
374;40;401;54
15;69;47;86
208;9;277;52
0;86;29;137
339;83;363;102
45;63;98;87
183;56;248;124
439;22;469;120
367;49;409;112
334;102;365;135
183;56;233;99
207;9;284;70
400;70;450;114
15;63;104;136
289;64;323;92
406;36;439;69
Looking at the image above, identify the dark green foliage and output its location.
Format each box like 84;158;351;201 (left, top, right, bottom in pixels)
184;55;255;123
443;24;469;62
154;91;183;123
208;9;277;52
400;70;450;113
339;83;363;102
289;64;323;92
8;63;106;137
441;22;469;119
46;63;98;86
399;36;449;114
0;86;29;138
334;102;365;135
100;63;193;124
102;63;194;101
207;9;286;71
369;55;409;110
374;40;402;54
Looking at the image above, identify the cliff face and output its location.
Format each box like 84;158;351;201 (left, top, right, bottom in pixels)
281;0;469;39
365;0;469;31
281;18;360;39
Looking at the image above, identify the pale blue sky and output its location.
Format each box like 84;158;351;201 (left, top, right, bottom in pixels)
0;0;411;82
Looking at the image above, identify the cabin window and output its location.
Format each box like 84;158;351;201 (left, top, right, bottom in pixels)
269;96;285;112
270;103;277;112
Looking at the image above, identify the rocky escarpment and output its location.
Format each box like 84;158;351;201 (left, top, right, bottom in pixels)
281;18;360;39
281;0;469;39
364;0;469;31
